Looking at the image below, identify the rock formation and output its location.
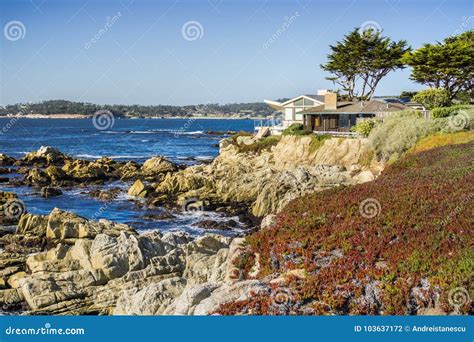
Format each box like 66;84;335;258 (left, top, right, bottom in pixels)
0;209;265;315
132;136;383;217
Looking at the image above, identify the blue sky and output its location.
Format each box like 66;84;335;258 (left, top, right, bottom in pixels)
0;0;472;105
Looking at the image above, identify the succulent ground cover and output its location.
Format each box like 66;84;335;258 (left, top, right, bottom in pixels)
218;138;473;315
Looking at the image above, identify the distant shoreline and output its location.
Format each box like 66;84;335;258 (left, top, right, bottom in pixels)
1;114;92;119
0;114;260;120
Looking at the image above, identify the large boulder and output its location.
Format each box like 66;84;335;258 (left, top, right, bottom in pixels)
0;209;237;315
113;277;186;315
46;208;136;240
62;160;107;182
16;213;48;237
40;186;63;198
0;154;16;166
24;168;50;186
142;156;176;174
118;161;141;180
128;179;153;198
22;146;70;166
189;280;268;315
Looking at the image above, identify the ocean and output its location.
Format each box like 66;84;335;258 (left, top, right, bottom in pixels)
0;118;254;235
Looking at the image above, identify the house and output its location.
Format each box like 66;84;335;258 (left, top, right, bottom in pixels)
264;90;326;128
300;93;410;135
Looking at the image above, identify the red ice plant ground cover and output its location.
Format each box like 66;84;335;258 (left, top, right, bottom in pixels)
218;141;473;315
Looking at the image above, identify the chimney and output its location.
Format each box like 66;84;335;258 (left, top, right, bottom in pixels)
324;92;337;110
317;89;328;96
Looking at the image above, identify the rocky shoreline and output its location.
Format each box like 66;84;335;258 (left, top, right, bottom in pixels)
0;208;260;315
0;135;384;315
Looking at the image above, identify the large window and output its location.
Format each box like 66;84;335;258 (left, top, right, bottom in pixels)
339;115;349;128
283;97;320;122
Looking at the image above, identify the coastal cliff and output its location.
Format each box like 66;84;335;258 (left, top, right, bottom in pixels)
147;135;383;217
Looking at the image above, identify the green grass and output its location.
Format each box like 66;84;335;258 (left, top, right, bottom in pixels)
282;123;311;136
308;134;331;155
230;131;253;143
237;135;281;154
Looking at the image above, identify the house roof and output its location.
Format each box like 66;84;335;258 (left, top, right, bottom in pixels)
299;100;410;114
264;94;325;111
303;94;326;102
280;94;325;106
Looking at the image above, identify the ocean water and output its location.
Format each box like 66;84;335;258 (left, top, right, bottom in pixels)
0;118;254;235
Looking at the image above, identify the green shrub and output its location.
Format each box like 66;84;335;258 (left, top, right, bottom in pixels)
412;88;451;110
350;120;375;137
230;131;253;142
282;123;311;136
454;90;471;104
431;104;471;118
369;108;474;160
238;135;281;154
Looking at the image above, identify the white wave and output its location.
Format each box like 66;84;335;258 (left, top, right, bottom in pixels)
195;155;214;160
76;153;148;159
76;154;102;159
109;155;148;159
184;131;205;135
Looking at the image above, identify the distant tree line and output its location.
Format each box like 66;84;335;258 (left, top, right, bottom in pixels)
0;99;271;117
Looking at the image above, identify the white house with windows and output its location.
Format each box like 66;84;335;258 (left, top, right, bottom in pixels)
264;91;326;128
